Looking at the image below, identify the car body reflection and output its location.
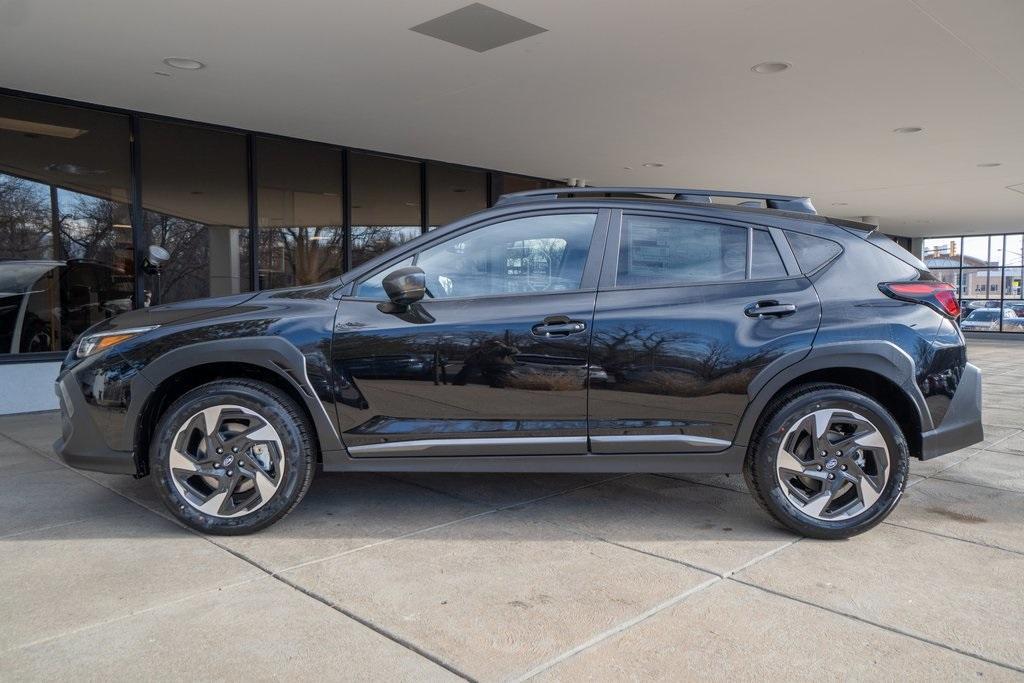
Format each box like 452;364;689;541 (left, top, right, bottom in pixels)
0;259;133;354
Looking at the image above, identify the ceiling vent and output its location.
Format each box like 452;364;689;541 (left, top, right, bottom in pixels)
410;3;546;53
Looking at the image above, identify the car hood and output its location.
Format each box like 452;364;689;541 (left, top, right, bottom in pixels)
85;292;261;334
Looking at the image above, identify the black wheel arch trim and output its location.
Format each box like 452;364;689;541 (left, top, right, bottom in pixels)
735;340;930;448
127;337;343;458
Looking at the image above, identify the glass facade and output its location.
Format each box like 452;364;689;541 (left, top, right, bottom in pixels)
256;137;343;289
0;95;134;355
0;91;558;358
427;162;487;229
349;152;422;267
923;234;1024;333
141;120;251;303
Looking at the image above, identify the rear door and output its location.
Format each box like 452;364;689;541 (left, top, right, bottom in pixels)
587;210;821;453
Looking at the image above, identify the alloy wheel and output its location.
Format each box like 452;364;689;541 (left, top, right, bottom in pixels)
775;408;890;521
168;404;285;518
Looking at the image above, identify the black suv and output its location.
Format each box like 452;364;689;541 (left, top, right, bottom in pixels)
55;187;983;538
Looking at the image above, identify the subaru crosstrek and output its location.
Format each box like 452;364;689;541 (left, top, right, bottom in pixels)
55;187;983;538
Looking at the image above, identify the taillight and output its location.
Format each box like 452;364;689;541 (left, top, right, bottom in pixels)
879;281;960;318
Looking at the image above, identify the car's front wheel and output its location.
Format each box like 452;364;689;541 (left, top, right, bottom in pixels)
151;379;315;535
744;384;909;539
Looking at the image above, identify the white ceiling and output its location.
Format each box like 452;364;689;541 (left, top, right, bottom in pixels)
1;0;1022;237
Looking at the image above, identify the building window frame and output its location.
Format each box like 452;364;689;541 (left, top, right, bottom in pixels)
0;86;558;361
923;233;1024;333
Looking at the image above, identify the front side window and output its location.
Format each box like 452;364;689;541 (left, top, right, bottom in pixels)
616;215;747;287
357;256;413;300
357;213;596;299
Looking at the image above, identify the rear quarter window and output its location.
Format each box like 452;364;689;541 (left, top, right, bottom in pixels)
785;231;842;273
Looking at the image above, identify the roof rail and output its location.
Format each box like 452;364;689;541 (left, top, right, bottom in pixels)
494;186;817;214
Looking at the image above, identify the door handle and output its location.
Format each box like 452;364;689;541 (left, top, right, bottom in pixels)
532;317;587;337
744;301;797;318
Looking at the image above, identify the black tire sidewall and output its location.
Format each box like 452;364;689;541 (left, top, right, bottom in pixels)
151;381;314;534
748;387;909;539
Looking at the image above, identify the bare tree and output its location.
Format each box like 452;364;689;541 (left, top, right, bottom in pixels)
0;175;50;259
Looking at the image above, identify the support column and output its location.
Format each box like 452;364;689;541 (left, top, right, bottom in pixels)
910;237;925;260
208;227;241;296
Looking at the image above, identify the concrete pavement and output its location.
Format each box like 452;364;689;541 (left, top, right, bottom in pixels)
1;338;1022;681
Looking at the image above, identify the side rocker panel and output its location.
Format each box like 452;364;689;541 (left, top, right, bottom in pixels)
321;445;749;474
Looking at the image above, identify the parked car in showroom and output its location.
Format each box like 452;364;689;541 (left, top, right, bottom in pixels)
0;259;133;355
54;187;983;539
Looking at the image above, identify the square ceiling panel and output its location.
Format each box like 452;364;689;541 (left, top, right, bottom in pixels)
410;3;547;53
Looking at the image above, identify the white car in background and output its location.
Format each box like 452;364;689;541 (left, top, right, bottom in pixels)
960;307;1014;332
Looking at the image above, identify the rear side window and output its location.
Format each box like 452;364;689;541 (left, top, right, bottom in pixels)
751;229;787;279
786;231;842;273
616;216;747;287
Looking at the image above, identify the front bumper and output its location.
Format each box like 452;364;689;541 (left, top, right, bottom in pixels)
53;373;137;475
920;362;984;460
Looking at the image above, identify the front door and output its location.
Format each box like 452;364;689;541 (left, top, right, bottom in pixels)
332;210;609;457
588;210;822;453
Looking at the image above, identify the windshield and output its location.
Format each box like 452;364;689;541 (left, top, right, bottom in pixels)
0;261;61;295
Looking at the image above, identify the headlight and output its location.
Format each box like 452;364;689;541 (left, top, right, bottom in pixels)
76;326;159;358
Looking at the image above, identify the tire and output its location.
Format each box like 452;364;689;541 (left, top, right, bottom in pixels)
150;379;316;535
743;383;909;539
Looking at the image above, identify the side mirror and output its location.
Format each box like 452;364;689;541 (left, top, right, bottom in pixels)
379;266;426;313
144;244;170;273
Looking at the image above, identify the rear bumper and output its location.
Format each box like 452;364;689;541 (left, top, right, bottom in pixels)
920;362;983;460
53;375;137;475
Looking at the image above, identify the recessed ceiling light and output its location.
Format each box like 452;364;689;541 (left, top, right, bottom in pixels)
751;61;790;74
893;126;923;134
831;202;848;206
977;162;1002;168
642;162;664;168
163;57;205;70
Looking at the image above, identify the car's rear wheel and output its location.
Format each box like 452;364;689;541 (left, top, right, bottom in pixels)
151;379;315;535
744;384;909;539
